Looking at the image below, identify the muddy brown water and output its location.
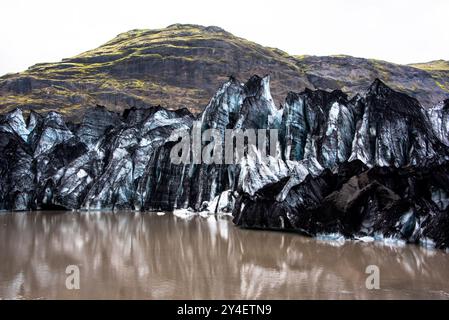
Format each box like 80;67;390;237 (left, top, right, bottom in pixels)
0;211;448;299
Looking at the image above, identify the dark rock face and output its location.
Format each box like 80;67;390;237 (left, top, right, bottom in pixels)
1;75;448;249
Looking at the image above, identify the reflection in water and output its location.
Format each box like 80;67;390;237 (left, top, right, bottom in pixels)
0;211;449;299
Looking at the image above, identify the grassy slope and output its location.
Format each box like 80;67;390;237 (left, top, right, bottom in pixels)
0;24;448;120
409;60;449;93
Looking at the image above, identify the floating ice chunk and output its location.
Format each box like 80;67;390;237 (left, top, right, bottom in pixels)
382;236;406;247
316;233;346;246
355;236;375;243
173;208;196;219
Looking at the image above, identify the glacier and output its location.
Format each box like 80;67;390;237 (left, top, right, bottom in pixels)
1;75;449;248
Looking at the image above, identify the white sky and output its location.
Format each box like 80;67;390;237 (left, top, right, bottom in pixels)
1;0;448;75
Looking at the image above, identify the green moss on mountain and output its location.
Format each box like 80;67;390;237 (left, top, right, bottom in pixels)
410;60;449;71
1;24;448;120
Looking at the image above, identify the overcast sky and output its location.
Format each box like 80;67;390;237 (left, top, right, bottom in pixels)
1;0;448;75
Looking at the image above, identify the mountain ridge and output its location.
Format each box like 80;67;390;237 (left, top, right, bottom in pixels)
0;24;448;119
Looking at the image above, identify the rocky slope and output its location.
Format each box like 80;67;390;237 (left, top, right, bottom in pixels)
1;24;448;119
1;75;448;249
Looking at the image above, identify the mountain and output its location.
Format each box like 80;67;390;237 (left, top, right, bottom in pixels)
0;24;448;119
1;75;449;248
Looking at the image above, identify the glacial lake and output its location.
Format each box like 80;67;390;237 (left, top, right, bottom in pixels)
0;211;449;299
